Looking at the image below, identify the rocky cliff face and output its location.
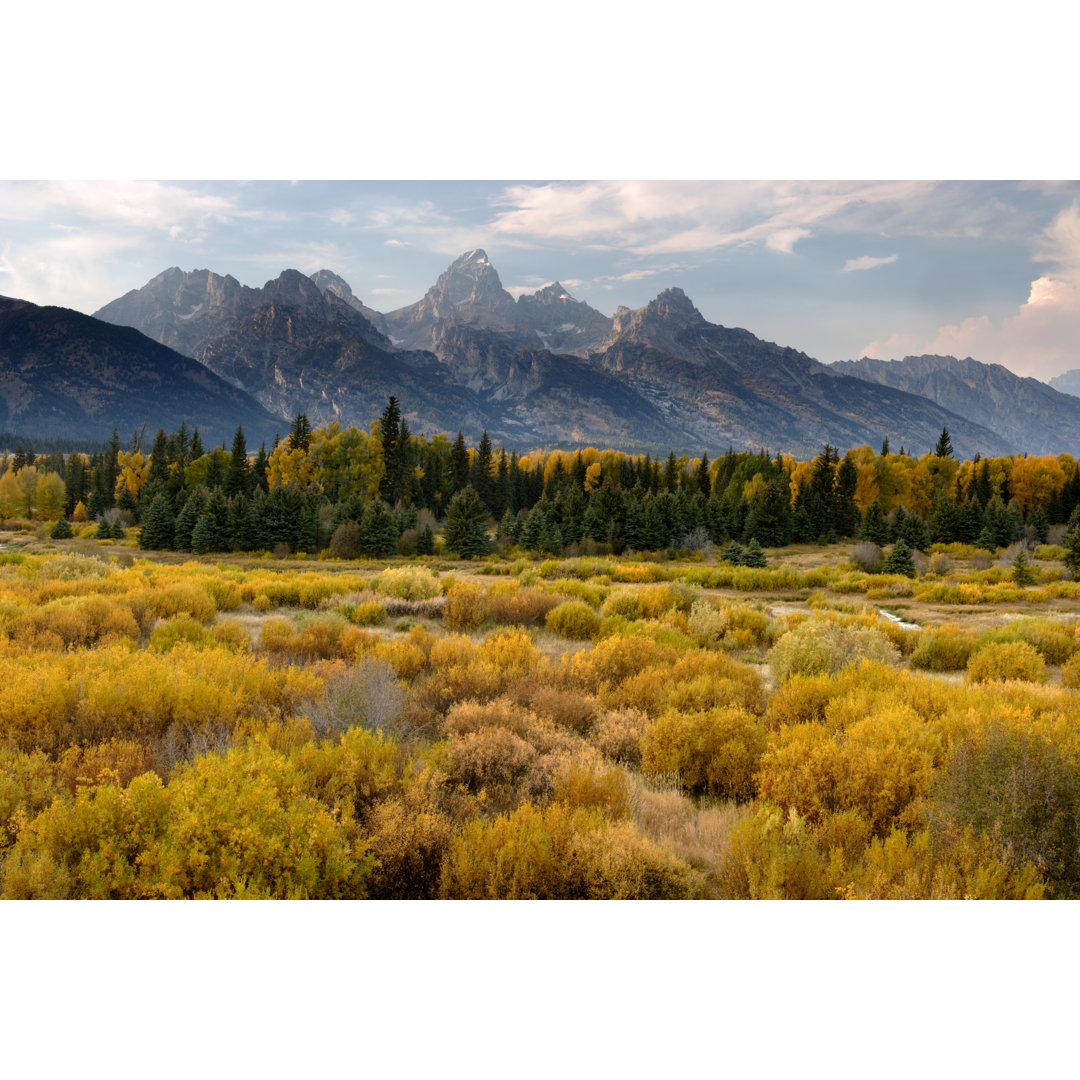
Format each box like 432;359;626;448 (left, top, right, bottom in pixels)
0;297;282;444
377;249;536;353
90;253;1019;456
834;354;1080;455
515;281;611;354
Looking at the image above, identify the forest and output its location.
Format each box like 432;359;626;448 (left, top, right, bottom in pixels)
2;401;1080;899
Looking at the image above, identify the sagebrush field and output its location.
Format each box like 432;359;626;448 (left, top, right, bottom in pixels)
3;528;1079;899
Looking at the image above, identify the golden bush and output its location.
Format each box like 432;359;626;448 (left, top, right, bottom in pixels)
588;708;648;765
444;582;487;631
545;601;601;640
966;641;1047;684
640;707;766;800
769;616;901;682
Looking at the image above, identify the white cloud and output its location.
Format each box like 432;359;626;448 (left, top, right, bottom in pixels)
843;253;899;273
873;204;1080;378
384;238;410;247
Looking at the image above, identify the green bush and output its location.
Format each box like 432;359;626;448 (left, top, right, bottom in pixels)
546;601;602;640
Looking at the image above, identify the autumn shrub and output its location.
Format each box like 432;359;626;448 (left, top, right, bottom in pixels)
544;578;607;608
302;657;406;740
37;552;112;582
438;802;695;899
444;726;538;795
568;635;675;694
1062;652;1080;689
149;616;216;652
545;600;601;640
716;805;838;900
763;672;837;730
850;542;884;574
640;706;766;800
606;649;763;716
910;627;979;672
519;684;597;735
444;581;487;631
769;616;900;682
210;619;251;652
687;599;775;649
10;594;140;650
928;720;1080;896
485;583;561;626
966;641;1047;684
587;708;647;765
364;786;454;899
374;566;441;601
975;618;1078;665
138;582;217;623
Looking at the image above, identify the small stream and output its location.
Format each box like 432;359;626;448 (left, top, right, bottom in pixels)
877;609;920;630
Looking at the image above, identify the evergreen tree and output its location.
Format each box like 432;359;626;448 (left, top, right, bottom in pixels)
224;426;252;497
1011;547;1036;587
883;538;916;578
174;490;206;551
898;510;931;552
189;428;205;462
1062;519;1080;578
934;427;954;458
742;537;767;567
148;429;170;488
833;454;861;537
860;500;890;545
288;414;312;453
719;540;745;565
696;453;711;498
190;514;214;555
138;493;175;550
359;501;398;558
881;437;890;456
471;431;494;511
449;431;470;496
253;443;270;493
442;486;489;559
50;517;73;539
1028;506;1050;545
416;523;435;556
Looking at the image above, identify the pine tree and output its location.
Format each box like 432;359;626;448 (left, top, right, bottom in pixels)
742;537;767;567
1063;520;1080;579
190;428;205;462
224;426;252;497
719;540;745;565
443;486;489;559
860;500;889;545
696;453;711;498
379;397;402;503
50;517;73;539
833;454;861;537
934;427;954;458
881;437;890;456
190;514;214;555
174;491;206;551
883;538;916;577
449;431;470;496
471;431;494;512
416;523;435;556
288;414;312;453
138;494;175;550
253;443;270;492
1011;547;1036;587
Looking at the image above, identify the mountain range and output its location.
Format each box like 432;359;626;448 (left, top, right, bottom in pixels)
90;250;1027;458
3;249;1076;457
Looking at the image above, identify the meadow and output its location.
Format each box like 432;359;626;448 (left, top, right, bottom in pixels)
1;522;1077;900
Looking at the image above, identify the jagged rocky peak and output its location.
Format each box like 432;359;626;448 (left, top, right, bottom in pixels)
430;249;516;312
609;286;706;338
262;268;326;306
310;269;358;304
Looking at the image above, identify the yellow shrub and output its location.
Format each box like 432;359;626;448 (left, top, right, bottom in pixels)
444;582;487;631
1062;652;1080;690
438;802;695;899
568;635;674;693
374;566;441;601
545;601;601;640
769;617;900;682
149;617;215;652
640;707;766;800
966;641;1047;684
588;708;648;765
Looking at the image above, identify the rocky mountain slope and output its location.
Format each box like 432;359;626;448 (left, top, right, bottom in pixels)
93;253;1016;457
0;297;282;444
834;354;1080;455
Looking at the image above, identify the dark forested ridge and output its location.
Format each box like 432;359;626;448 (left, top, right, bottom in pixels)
0;297;282;446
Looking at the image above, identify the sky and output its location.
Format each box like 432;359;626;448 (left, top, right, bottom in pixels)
2;179;1080;379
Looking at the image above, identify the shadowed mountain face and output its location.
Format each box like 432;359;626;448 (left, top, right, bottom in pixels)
834;354;1080;456
0;297;282;445
93;254;1017;457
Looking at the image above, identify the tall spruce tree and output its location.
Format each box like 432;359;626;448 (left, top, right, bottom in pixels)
443;486;489;559
224;426;252;497
138;493;175;551
934;427;954;458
